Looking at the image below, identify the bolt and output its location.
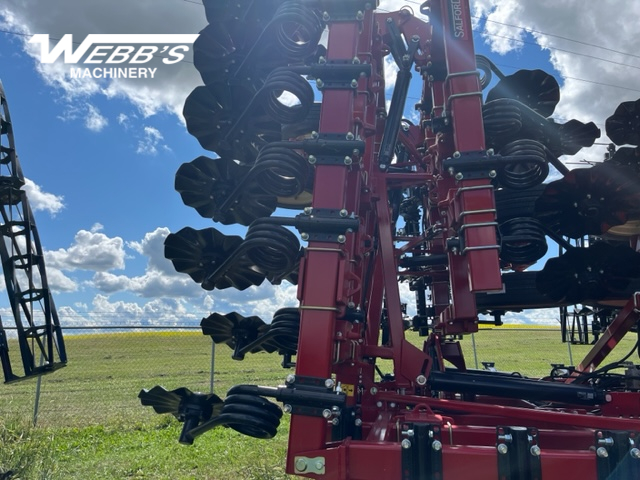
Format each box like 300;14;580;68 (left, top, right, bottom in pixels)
283;404;292;414
411;35;420;43
295;458;308;472
376;401;383;408
448;166;455;175
455;172;464;181
315;459;325;470
355;418;363;426
487;148;495;156
379;164;387;170
352;148;360;156
318;56;327;65
304;207;313;215
311;131;319;139
344;156;353;165
389;402;396;408
530;445;541;456
346;132;355;140
370;386;378;395
340;209;349;217
631;448;640;459
401;439;412;449
286;374;296;384
402;54;410;62
596;447;609;458
325;378;335;389
337;235;346;243
316;79;324;89
308;155;317;164
586;194;592;199
386;17;393;23
322;409;332;419
440;210;447;216
489;170;497;178
352;56;361;65
301;232;309;241
432;440;443;451
356;10;364;20
332;418;340;425
416;375;427;386
322;11;330;21
497;444;508;455
351;79;358;88
453;151;461;158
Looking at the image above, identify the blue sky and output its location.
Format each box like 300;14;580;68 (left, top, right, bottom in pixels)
0;0;637;327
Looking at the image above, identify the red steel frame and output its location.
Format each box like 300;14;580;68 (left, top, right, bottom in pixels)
286;1;640;478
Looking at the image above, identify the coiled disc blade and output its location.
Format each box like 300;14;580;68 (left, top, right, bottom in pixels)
201;311;271;354
605;99;640;146
487;69;560;117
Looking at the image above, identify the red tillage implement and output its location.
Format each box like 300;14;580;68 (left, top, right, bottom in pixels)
141;1;640;478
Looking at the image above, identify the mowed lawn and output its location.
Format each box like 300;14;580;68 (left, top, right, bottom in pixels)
0;327;636;479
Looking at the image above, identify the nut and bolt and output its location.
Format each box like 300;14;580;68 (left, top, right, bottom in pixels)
455;172;464;181
295;458;308;472
489;170;497;178
283;404;292;414
630;447;640;459
316;79;324;89
370;386;378;395
379;164;387;170
315;459;325;470
322;409;332;419
286;374;296;384
352;56;361;64
497;443;509;455
416;375;427;386
530;445;541;457
337;235;346;243
432;440;443;451
356;11;364;20
304;207;313;215
322;11;330;21
386;17;393;24
344;156;353;165
311;131;319;138
301;233;309;241
325;378;335;389
340;209;349;217
453;151;461;158
308;155;317;164
376;401;383;408
596;447;609;458
318;56;327;65
486;148;495;155
401;439;412;449
351;79;358;88
355;418;363;427
332;418;340;425
411;35;420;43
346;132;355;140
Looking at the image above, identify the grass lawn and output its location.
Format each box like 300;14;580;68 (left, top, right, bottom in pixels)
0;327;636;479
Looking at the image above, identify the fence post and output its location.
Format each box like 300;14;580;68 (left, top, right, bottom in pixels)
33;353;44;426
471;333;479;369
209;339;215;394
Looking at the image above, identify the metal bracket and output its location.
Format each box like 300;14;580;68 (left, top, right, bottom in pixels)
303;133;365;165
314;0;377;22
595;430;640;480
311;61;371;90
296;208;359;242
496;426;541;480
400;423;443;480
443;150;497;180
294;456;326;475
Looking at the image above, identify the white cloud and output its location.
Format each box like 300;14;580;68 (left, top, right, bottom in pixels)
384;54;399;92
84;104;108;132
46;266;78;292
91;227;202;298
45;228;126;271
22;177;64;215
136;126;168;155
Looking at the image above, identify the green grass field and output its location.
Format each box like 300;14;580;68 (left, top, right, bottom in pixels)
0;328;636;479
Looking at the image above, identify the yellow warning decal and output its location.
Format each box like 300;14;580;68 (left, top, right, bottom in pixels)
341;384;355;397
